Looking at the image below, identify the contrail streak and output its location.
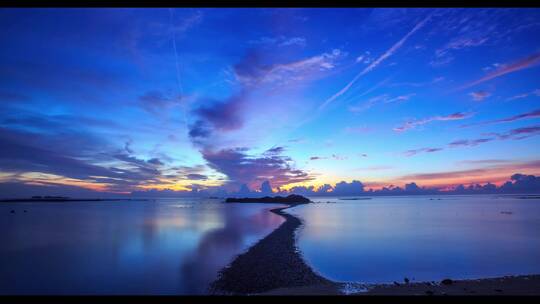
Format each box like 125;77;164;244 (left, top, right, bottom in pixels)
319;13;433;110
169;8;189;131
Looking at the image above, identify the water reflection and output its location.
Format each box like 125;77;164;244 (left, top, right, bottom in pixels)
0;199;284;294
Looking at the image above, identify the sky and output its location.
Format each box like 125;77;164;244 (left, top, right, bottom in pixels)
1;8;540;197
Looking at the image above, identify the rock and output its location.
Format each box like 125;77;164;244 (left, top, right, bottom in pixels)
404;277;410;284
23;210;27;213
10;210;15;214
393;281;400;286
441;279;453;285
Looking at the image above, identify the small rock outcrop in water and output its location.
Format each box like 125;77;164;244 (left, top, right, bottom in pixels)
225;194;311;204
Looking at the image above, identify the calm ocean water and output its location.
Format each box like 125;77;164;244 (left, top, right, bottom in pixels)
1;195;539;294
289;195;540;284
0;199;284;295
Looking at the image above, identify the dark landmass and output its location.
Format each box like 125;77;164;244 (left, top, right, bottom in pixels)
517;195;540;199
224;194;311;204
209;204;332;294
0;196;148;203
338;197;372;200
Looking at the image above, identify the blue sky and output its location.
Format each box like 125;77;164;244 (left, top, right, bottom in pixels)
1;8;540;195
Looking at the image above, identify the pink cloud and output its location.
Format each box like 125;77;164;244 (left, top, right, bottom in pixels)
469;91;491;101
459;52;540;90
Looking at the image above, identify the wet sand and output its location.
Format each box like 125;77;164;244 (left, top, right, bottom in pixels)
210;202;540;296
209;204;333;294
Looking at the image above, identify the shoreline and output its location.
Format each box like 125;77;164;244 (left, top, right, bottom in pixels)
210;202;540;295
209;204;334;294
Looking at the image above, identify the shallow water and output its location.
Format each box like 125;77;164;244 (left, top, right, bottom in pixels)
0;199;285;295
288;195;540;284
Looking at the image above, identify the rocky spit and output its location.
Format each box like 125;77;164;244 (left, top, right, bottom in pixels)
209;205;334;295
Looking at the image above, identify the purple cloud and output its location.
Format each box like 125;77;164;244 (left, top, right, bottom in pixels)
461;109;540;128
469;91;491;101
201;147;314;189
394;112;473;132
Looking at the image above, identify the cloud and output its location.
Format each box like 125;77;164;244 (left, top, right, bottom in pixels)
506;89;540;101
405;124;540;156
279;37;306;47
448;138;494;147
188;93;247;145
264;146;286;155
185;173;208;180
139;90;183;115
235;48;345;88
201;147;314;189
248;35;306;47
394;112;473;132
349;94;414;113
459;51;540;90
331;154;348;160
319;13;432;110
469;91;491;101
355;51;373;64
485;124;540;140
189;49;346;146
0;128;162;190
457;159;511;165
432;37;489;66
404;147;443;156
389;76;444;88
461;109;540;128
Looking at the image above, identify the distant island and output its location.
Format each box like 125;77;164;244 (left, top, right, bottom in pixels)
0;196;148;203
225;194;311;204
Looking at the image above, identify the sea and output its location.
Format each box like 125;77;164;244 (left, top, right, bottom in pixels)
1;194;539;294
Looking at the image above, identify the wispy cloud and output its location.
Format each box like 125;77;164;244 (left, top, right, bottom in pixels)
319;13;432;110
405;124;540;156
389;76;444;88
432;37;489;66
349;93;415;113
506;89;540;101
235;49;345;88
248;35;306;47
404;147;444;156
461;109;540;128
458;52;540;90
448;138;494;147
469;91;491;101
394;112;473;132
